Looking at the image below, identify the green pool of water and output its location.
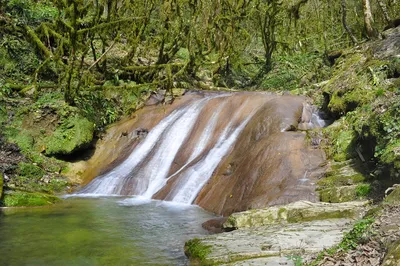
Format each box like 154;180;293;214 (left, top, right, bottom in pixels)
0;197;215;265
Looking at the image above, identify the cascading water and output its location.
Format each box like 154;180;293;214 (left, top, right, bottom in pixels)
78;92;328;214
79;94;261;204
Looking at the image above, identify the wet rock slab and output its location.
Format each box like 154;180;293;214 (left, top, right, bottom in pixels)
193;219;354;265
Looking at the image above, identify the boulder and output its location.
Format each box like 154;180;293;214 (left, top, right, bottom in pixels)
319;185;357;203
186;219;356;265
384;186;400;205
45;115;94;156
223;200;368;229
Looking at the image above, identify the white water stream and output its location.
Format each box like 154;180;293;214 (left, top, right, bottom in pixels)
79;95;259;204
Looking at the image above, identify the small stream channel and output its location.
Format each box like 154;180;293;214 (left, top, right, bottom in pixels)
0;197;215;265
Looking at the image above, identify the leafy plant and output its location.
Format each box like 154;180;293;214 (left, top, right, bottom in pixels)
339;217;374;250
184;238;212;263
287;255;303;266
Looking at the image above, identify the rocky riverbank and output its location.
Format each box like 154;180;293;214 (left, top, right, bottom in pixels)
185;200;369;265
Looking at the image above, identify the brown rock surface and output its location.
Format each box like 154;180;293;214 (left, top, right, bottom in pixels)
76;91;326;216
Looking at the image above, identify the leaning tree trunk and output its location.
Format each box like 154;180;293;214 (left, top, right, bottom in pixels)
341;0;358;44
362;0;377;39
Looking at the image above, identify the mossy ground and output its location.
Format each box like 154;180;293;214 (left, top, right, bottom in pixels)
1;190;61;207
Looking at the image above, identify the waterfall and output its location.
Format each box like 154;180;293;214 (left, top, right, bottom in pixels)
79;94;259;203
77;92;328;214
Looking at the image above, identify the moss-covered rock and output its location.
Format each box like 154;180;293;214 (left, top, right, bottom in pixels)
222;200;368;229
317;162;367;189
384;187;400;205
323;49;395;117
319;185;358;203
322;119;357;162
319;184;370;203
1;190;61;207
45;115;94;156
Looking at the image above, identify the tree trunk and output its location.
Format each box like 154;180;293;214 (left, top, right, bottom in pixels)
362;0;377;39
376;0;391;23
341;0;358;44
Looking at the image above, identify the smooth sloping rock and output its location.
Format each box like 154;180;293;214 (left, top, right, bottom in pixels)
187;219;354;265
223;200;368;229
80;91;326;216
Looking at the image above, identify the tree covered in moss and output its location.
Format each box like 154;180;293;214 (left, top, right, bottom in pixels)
0;0;398;103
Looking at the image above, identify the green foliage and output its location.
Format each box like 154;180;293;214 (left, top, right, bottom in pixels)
339;217;374;251
185;238;212;264
18;162;45;180
0;36;40;81
355;184;371;198
5;0;57;25
287;255;303;266
259;53;330;91
375;88;385;97
75;91;121;131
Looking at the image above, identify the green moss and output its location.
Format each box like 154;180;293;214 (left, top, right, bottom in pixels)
322;119;357;162
318;172;366;189
380;140;400;168
333;130;355;162
355;184;371;198
287;208;355;223
184;238;212;265
4;127;34;153
1;190;61;207
278;207;287;219
319;184;370;203
319;186;357;203
45;115;94;156
18;162;45;179
323;50;393;116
